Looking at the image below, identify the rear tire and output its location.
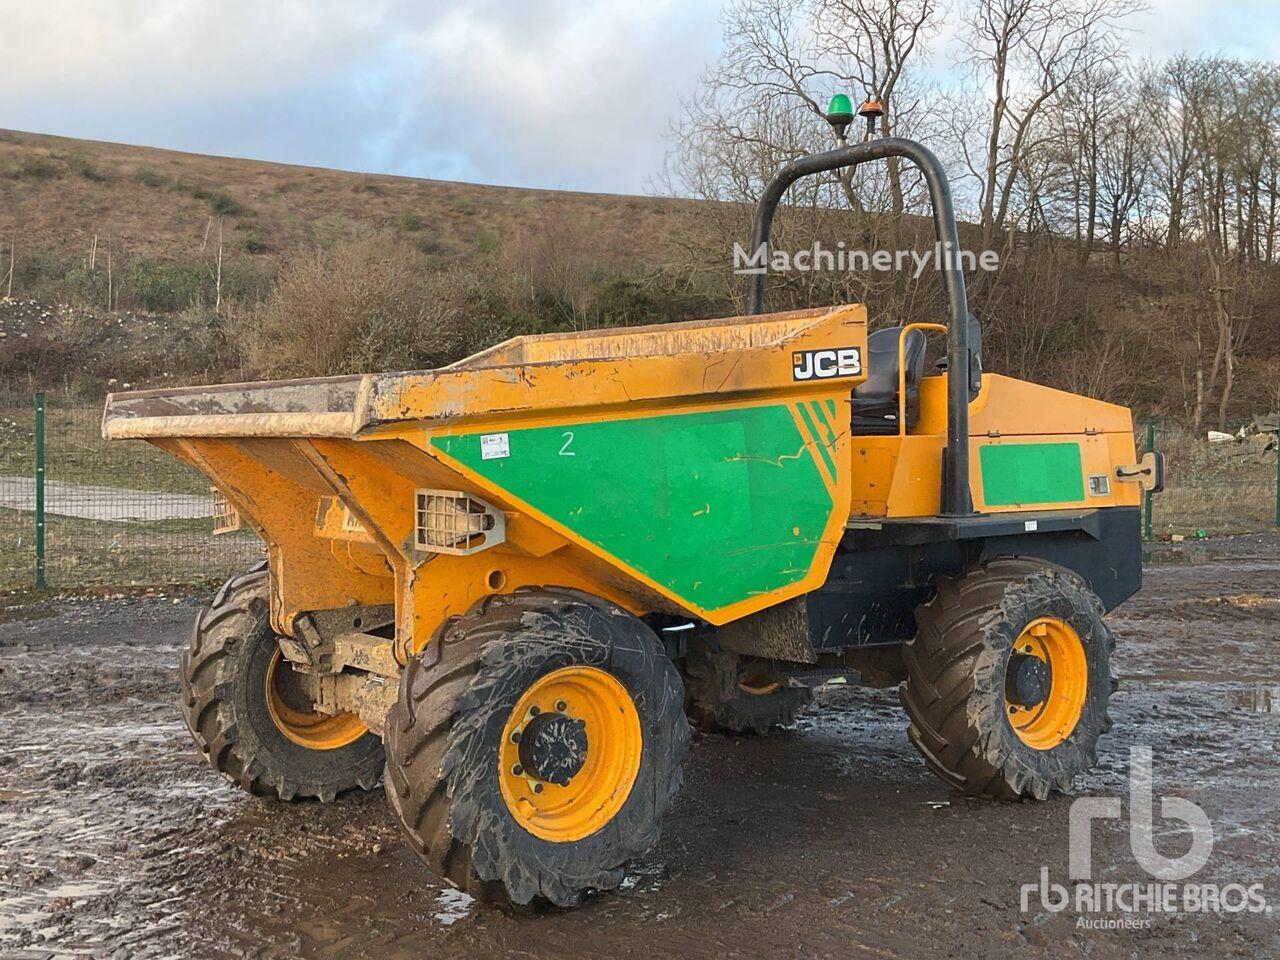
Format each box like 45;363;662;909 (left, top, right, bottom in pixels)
683;644;811;735
180;565;385;801
901;558;1114;800
383;589;688;907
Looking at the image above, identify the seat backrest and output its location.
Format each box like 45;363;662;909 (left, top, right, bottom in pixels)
852;326;927;402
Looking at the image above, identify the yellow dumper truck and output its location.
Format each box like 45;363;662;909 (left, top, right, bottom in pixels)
103;124;1162;906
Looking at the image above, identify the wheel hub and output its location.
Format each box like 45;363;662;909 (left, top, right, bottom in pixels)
264;650;367;750
1004;616;1089;750
518;710;589;786
1005;652;1050;708
498;666;642;842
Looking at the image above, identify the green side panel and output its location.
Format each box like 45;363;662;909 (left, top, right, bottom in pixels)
434;404;834;611
980;442;1085;507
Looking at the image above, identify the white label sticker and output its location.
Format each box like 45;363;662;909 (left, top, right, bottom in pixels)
480;433;510;460
1024;520;1039;532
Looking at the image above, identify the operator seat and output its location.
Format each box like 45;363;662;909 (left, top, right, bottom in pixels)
849;326;927;435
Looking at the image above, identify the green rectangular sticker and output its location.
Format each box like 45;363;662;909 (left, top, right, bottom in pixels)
980;442;1085;507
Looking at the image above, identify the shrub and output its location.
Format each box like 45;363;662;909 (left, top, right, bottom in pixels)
15;254;106;305
66;150;107;182
230;234;511;378
240;230;271;255
133;165;166;188
590;276;664;327
190;184;245;216
17;156;60;179
126;258;210;312
415;235;444;256
399;211;424;232
473;227;500;255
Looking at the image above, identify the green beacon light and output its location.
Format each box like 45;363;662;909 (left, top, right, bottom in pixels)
826;93;855;143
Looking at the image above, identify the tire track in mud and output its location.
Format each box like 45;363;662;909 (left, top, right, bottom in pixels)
1;543;1279;959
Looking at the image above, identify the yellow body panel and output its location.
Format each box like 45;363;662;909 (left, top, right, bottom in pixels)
104;303;1139;655
106;306;867;653
848;373;1139;518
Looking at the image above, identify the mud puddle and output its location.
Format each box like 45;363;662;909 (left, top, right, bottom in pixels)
3;560;1280;958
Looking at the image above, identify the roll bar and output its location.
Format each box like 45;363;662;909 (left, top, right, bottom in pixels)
744;137;976;516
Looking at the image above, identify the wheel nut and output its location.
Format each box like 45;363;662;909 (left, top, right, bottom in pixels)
532;782;544;794
555;700;567;712
511;764;524;776
510;729;521;743
529;705;541;716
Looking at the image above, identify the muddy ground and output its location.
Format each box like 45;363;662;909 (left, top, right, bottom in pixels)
2;540;1278;959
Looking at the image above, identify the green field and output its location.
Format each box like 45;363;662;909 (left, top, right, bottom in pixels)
0;401;208;494
0;506;261;593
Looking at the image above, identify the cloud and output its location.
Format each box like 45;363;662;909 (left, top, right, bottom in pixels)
0;0;722;193
0;0;1274;194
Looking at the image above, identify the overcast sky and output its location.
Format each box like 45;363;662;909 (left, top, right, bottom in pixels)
0;0;1276;195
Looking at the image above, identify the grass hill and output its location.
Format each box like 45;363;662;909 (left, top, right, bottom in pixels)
0;128;721;395
2;127;1277;430
0;128;687;278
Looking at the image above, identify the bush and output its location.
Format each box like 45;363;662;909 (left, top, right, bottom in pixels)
189;184;245;216
240;230;271;255
133;165;166;188
14;255;115;306
17;156;61;179
473;227;500;255
66;151;107;182
126;258;210;312
230;235;502;378
590;276;663;327
415;235;444;256
399;211;424;232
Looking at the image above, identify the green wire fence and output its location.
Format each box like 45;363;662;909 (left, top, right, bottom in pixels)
1;391;262;593
1140;414;1280;542
0;393;1276;593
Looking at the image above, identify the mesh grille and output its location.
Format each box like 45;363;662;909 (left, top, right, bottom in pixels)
414;490;504;555
211;486;242;535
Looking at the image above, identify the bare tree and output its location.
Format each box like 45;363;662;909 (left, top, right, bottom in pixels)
956;0;1143;253
815;0;940;212
1095;75;1149;263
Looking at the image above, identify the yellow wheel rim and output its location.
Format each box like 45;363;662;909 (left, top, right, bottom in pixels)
498;666;642;843
1005;616;1088;750
738;672;781;697
264;651;367;750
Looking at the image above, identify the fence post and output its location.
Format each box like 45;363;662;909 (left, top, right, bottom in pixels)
34;392;46;589
1143;415;1155;542
1275;427;1279;529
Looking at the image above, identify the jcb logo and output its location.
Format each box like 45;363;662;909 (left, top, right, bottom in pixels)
792;347;862;381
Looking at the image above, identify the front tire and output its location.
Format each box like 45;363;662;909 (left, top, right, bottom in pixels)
383;589;688;907
901;558;1114;800
180;566;385;801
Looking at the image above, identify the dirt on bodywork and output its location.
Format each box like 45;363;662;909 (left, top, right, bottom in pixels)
2;539;1279;959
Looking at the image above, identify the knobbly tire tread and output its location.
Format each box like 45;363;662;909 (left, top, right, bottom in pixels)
682;648;811;735
711;683;811;735
383;588;689;907
180;564;385;802
900;558;1114;801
